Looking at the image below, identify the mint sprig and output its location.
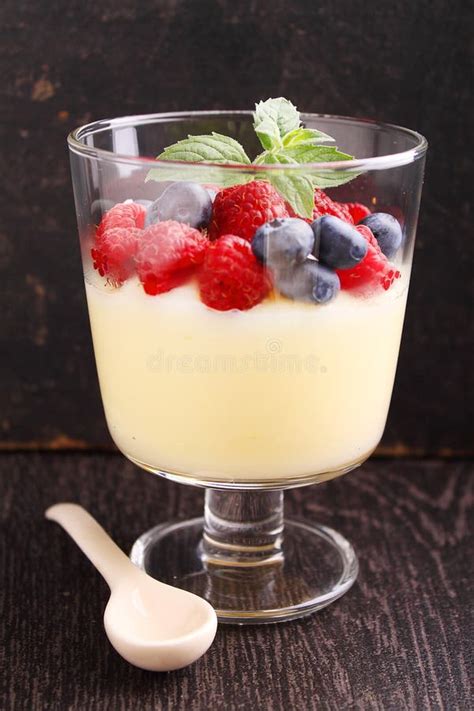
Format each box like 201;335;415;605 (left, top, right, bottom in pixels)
282;127;335;147
253;98;300;149
147;98;360;218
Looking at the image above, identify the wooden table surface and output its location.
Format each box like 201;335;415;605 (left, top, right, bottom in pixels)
1;453;472;711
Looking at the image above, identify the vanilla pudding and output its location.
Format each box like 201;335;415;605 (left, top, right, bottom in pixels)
84;271;409;485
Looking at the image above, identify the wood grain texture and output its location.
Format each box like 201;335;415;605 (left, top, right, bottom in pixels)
0;0;472;453
0;453;472;710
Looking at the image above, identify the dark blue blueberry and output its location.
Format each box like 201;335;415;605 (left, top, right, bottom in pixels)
251;218;314;268
311;215;368;270
276;259;340;304
145;181;212;229
360;212;403;258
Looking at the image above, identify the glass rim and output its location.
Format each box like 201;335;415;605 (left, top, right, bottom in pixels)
67;110;428;172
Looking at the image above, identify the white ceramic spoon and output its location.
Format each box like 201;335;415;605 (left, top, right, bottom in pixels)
46;503;217;672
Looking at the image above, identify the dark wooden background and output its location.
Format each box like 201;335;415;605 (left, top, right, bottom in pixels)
1;453;473;711
0;0;472;454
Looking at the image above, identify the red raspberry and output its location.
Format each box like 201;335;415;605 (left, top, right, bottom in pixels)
313;190;354;223
91;227;141;284
337;225;400;293
198;234;272;311
344;202;372;224
136;221;208;295
96;202;146;238
208;181;289;241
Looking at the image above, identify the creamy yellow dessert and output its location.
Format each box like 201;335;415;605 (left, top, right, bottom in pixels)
85;273;408;484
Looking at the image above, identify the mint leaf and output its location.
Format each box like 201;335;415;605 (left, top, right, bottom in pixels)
305;169;360;189
260;153;315;219
254;117;282;151
146;164;251;188
282;127;335;147
270;172;314;219
281;143;360;189
157;132;250;164
283;144;353;163
253;98;300;151
146;132;251;186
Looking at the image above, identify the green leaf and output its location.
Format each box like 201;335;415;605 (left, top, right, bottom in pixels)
146;164;251;188
280;143;360;189
146;132;251;185
253;98;301;151
306;169;361;189
282;127;335;147
157;132;251;164
259;153;315;219
254;117;283;151
283;144;354;163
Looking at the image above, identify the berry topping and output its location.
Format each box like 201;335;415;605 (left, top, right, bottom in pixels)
337;225;400;292
91;227;142;285
208;181;289;241
252;218;314;269
312;190;354;224
135;221;208;295
276;260;340;304
151;99;359;219
145;181;212;230
198;234;272;311
345;202;371;224
360;212;403;258
96;201;146;238
311;215;368;270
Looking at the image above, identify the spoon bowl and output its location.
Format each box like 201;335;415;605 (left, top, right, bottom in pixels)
46;503;217;671
104;572;217;671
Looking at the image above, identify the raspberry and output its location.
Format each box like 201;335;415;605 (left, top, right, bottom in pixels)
208;181;289;241
199;234;272;311
91;227;141;284
344;202;372;224
96;202;146;238
337;225;400;293
135;221;208;295
313;190;354;223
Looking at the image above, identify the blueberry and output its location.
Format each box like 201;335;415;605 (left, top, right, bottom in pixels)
252;218;314;268
360;212;402;258
276;259;340;304
145;181;212;229
311;215;368;270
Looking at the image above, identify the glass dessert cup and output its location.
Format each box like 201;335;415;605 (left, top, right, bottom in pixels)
68;111;426;623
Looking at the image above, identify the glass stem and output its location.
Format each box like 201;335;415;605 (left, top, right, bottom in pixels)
202;489;284;567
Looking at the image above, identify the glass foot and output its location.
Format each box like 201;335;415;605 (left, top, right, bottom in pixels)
130;516;358;624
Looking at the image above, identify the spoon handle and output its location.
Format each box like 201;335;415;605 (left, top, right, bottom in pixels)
46;503;135;589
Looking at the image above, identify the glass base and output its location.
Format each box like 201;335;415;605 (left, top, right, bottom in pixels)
130;517;358;624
